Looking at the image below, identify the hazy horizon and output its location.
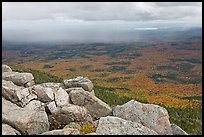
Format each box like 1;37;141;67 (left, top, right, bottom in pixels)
2;2;202;43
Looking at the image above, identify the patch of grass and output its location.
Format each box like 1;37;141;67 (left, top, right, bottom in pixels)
79;123;97;135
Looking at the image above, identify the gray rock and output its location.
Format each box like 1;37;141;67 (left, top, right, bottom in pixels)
40;82;65;90
2;72;35;87
61;104;88;122
171;124;188;135
69;88;112;119
65;87;83;94
85;114;94;124
47;101;58;113
2;97;49;135
96;116;158;135
2;64;12;72
24;100;45;111
2;80;37;107
86;132;97;135
113;100;172;135
41;128;80;135
64;76;93;92
90;90;95;96
16;88;38;107
54;104;88;125
25;80;35;87
63;122;80;129
2;80;23;104
54;87;70;108
2;123;21;135
31;85;54;103
93;120;99;128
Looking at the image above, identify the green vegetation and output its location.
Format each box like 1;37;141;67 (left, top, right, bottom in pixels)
177;77;202;84
106;77;132;82
148;73;176;83
67;68;76;72
181;96;202;101
171;58;202;64
98;72;110;77
149;72;202;84
125;53;142;59
94;86;132;107
92;69;105;72
167;107;202;135
177;63;194;73
108;66;126;72
43;64;54;69
156;65;176;70
104;61;131;65
106;77;120;82
10;65;63;84
124;70;135;74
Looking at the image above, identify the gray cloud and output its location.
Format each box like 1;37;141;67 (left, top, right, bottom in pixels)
2;2;202;22
2;2;202;43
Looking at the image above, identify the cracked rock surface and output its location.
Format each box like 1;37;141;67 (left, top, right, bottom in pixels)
113;100;173;135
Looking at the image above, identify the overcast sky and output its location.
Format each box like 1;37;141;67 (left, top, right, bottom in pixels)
2;2;202;43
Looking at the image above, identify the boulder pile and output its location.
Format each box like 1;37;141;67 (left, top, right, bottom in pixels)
2;64;188;135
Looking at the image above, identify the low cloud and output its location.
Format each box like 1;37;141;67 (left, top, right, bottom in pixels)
2;2;202;22
2;2;202;43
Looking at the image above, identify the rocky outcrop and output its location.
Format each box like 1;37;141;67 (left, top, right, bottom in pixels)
69;87;112;119
2;64;12;72
95;116;158;135
54;87;70;107
171;124;188;135
64;76;93;92
113;100;173;135
40;82;65;89
2;97;49;135
53;104;88;125
31;85;54;103
2;80;37;107
2;71;35;87
2;123;21;135
1;64;188;135
2;80;23;104
47;101;58;113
